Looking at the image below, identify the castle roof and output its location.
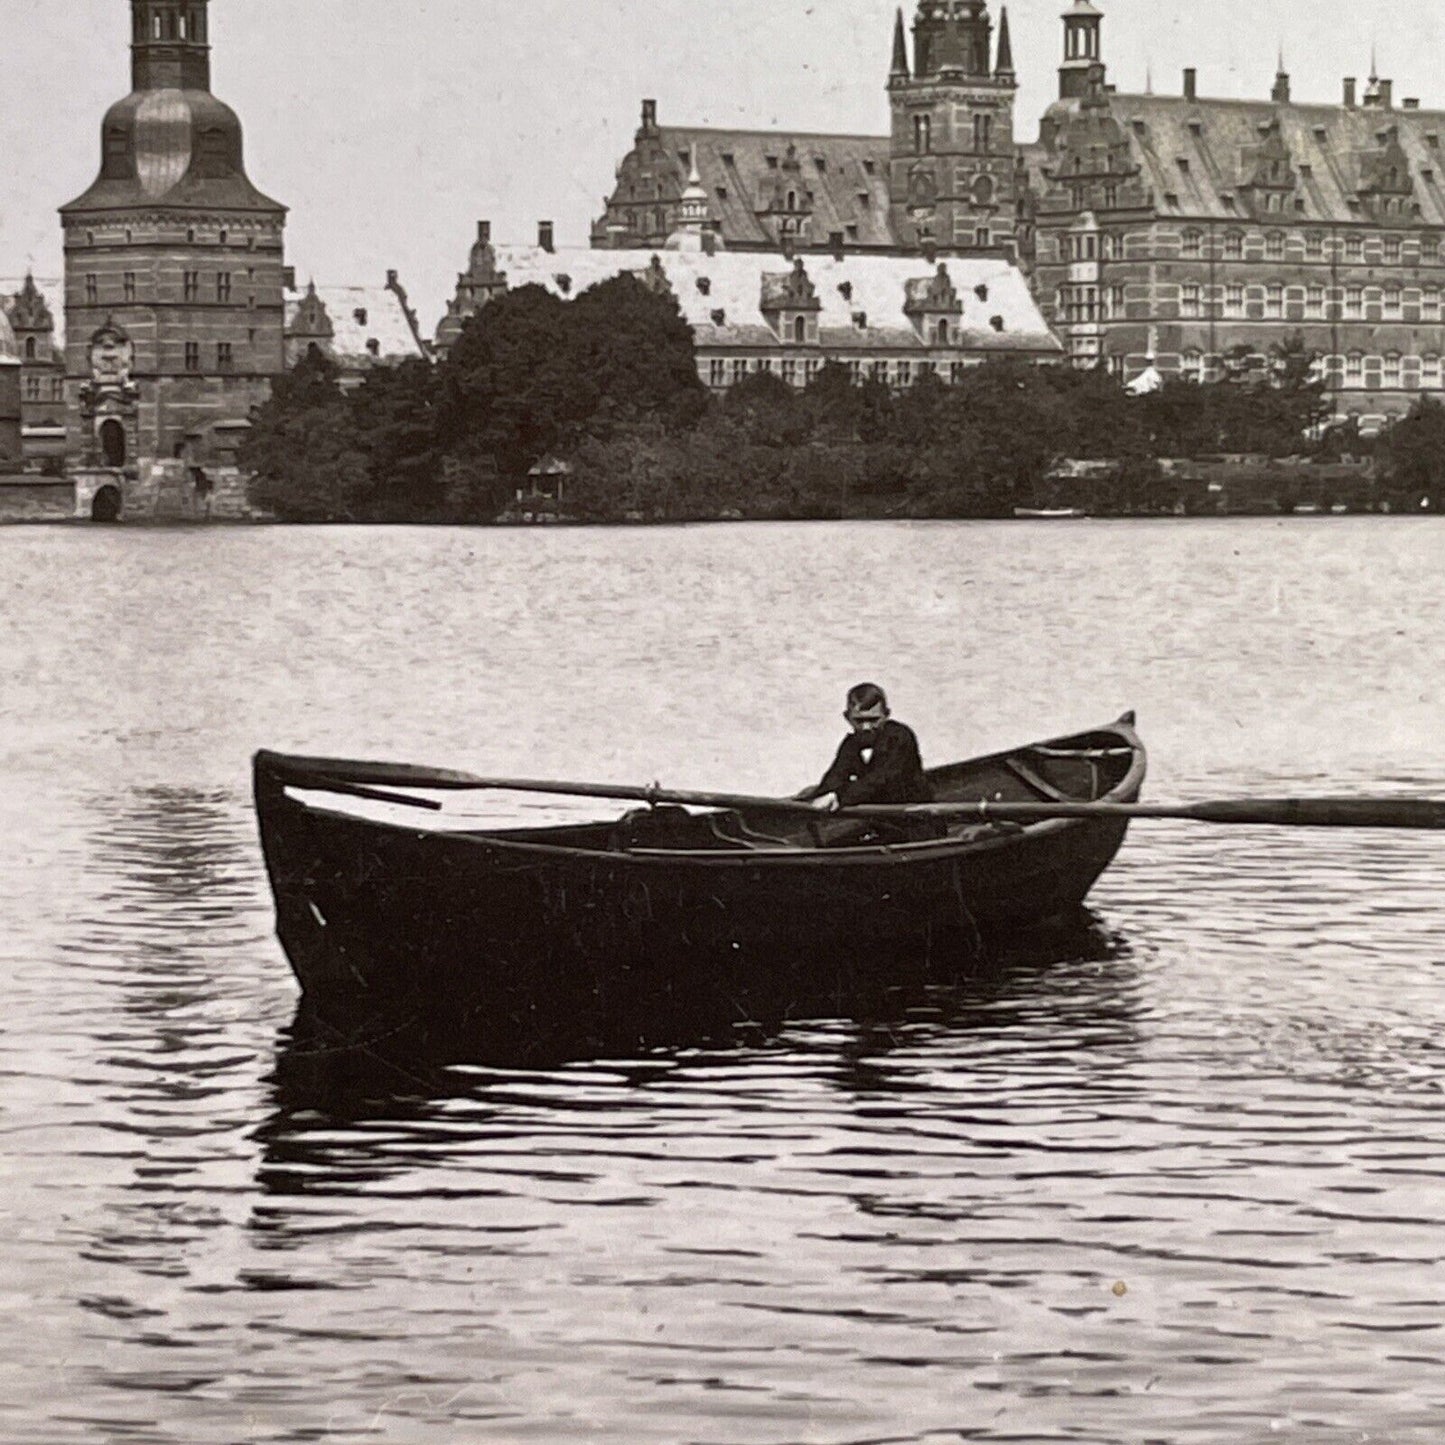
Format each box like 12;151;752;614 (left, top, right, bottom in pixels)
285;283;425;366
1035;89;1445;227
449;244;1059;356
596;123;897;250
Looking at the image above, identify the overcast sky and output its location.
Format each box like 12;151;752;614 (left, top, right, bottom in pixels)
3;0;1441;329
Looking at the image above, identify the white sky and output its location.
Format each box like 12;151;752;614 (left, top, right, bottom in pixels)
3;0;1439;330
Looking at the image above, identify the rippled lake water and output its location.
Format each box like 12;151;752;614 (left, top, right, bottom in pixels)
4;517;1445;1443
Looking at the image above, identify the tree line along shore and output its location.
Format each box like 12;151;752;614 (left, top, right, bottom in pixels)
242;272;1445;524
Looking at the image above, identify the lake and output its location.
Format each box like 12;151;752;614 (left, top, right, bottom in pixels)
3;517;1445;1443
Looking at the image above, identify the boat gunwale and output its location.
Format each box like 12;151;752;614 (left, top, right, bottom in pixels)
254;715;1144;870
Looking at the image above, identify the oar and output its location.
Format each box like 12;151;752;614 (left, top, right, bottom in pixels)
279;763;1445;829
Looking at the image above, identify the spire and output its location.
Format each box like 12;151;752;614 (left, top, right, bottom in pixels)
995;6;1015;81
890;8;909;78
130;1;211;91
1272;44;1291;104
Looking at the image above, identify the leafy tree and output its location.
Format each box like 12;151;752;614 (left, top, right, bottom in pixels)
241;350;368;521
350;358;446;519
1378;395;1445;507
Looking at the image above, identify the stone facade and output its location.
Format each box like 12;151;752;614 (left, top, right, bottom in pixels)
59;0;287;468
591;0;1025;262
1027;2;1445;425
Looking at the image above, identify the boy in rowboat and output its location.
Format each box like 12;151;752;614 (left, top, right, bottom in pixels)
796;683;933;813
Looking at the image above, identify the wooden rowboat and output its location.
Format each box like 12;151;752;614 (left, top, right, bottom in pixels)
253;714;1145;1021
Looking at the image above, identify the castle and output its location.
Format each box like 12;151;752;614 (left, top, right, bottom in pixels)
585;0;1445;423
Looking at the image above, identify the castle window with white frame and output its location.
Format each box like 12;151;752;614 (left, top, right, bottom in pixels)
1425;354;1442;388
1182;228;1202;258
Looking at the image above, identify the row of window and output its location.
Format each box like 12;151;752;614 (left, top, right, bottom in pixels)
1059;280;1445;323
82;272;243;304
79;227;269;248
135;6;207;42
911;113;995;155
1062;231;1445;264
184;342;236;373
1176;282;1445;319
1173;352;1445;388
22;376;64;403
704;355;983;388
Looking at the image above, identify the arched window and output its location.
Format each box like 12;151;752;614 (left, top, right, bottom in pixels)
786;190;797;213
24;337;36;360
935;319;949;345
793;315;806;343
913;114;931;155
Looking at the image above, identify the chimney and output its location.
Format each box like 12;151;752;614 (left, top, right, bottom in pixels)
1344;77;1357;108
1379;79;1394;110
477;220;491;245
282;265;296;290
1183;68;1197;101
1405;97;1421;111
386;269;398;287
829;230;845;261
641;98;658;133
538;221;555;253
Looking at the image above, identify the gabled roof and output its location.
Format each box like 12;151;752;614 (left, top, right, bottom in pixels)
463;244;1059;355
597;123;898;250
1035;90;1445;226
285;283;424;365
0;277;64;348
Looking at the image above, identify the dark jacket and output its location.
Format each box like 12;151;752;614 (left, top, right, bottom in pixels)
812;719;933;806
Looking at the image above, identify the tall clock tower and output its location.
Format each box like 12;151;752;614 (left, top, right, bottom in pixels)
888;1;1021;256
60;0;287;467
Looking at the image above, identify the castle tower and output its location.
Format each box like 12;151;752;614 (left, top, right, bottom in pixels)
1059;0;1106;100
59;0;287;468
888;0;1021;256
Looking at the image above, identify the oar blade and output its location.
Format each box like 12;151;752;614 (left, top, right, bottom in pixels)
1186;797;1445;829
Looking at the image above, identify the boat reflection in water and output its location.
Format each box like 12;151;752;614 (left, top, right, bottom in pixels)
259;906;1140;1151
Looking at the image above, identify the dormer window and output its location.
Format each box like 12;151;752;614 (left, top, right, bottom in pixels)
934;320;950;345
990;315;1005;332
793;316;807;343
838;281;853;300
814;156;827;173
696;276;711;295
852;310;867;329
765;155;778;170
